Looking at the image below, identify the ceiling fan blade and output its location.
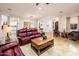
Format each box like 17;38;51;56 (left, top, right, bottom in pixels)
36;3;39;6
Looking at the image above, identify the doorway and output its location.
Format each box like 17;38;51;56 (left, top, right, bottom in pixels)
53;21;60;37
55;21;59;31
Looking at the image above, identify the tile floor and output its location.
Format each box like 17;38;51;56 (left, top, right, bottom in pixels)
20;37;79;56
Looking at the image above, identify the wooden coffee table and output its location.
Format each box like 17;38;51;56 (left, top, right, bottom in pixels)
31;36;54;56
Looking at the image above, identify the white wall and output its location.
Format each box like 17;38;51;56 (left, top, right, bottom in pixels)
18;19;38;29
31;20;38;28
18;18;25;29
18;16;60;33
0;16;1;25
1;12;79;33
58;12;79;32
59;16;66;32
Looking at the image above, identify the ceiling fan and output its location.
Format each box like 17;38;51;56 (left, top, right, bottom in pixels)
36;3;50;6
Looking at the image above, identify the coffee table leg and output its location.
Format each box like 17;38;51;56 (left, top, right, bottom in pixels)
37;49;40;56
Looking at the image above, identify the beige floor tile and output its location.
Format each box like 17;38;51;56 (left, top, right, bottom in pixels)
20;37;79;56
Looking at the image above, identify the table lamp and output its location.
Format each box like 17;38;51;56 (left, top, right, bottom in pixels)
3;25;12;42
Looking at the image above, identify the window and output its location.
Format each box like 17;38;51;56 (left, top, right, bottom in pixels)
9;17;19;34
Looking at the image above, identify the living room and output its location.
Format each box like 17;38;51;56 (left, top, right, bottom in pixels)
0;3;79;56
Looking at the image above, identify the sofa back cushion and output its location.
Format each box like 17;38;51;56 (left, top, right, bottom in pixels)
30;28;37;31
21;36;31;41
17;28;27;33
18;33;27;37
26;28;37;32
68;31;79;35
32;32;39;35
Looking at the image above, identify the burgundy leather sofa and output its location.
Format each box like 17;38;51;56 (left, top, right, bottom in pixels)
17;28;43;45
0;42;24;56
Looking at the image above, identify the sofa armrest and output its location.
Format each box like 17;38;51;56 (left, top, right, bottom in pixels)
17;37;21;39
0;42;18;52
14;46;25;56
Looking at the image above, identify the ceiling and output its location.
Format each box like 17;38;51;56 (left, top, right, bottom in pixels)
0;3;79;19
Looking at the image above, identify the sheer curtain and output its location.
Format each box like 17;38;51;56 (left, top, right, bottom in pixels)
9;17;19;42
0;27;7;44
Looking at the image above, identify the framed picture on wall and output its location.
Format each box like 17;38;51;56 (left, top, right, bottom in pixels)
24;22;31;28
70;24;77;30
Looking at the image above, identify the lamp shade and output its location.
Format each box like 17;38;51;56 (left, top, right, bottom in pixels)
3;25;12;33
6;26;12;33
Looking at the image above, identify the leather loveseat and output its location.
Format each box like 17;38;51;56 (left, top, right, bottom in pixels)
0;42;24;56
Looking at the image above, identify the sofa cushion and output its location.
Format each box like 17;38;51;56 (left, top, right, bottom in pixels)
3;49;14;56
21;37;31;41
18;28;27;33
0;42;18;52
26;29;32;32
0;53;4;56
30;35;35;39
0;49;14;56
30;34;41;39
26;32;33;36
32;32;38;35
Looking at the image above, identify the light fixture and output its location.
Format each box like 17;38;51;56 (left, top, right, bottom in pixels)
36;3;39;6
7;8;12;11
35;3;50;6
46;3;50;5
59;11;63;13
